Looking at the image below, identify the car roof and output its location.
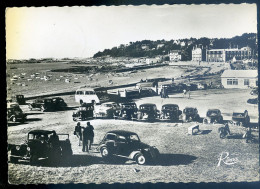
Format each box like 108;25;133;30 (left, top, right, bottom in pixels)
140;103;156;106
103;102;117;105
76;88;95;91
106;130;137;136
184;107;196;109
207;109;220;111
28;130;55;135
121;102;136;105
162;104;179;107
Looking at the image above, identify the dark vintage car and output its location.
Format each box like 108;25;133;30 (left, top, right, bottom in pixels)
247;98;258;105
160;104;182;121
182;107;200;122
203;109;223;124
72;103;94;121
114;102;138;120
230;110;250;126
7;104;27;123
14;95;26;105
184;83;198;91
8;130;72;164
97;130;160;165
137;103;159;121
28;97;67;112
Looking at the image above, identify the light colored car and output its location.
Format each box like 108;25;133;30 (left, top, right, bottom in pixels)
75;87;100;104
94;102;120;118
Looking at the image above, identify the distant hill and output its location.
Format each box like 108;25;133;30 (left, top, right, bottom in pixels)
93;33;257;60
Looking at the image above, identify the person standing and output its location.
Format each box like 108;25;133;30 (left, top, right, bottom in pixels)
82;126;88;152
86;122;94;150
74;122;82;146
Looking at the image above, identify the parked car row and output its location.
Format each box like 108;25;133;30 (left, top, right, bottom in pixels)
72;101;250;126
28;97;67;112
9;129;159;166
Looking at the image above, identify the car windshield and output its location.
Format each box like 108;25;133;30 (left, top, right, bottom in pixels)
163;106;178;111
128;134;140;142
185;108;194;114
207;110;218;116
140;106;150;111
233;113;245;117
104;104;113;107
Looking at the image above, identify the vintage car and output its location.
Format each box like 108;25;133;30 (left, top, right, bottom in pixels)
160;104;182;121
52;97;67;108
8;130;72;164
137;103;159;121
28;97;67;112
94;102;120;118
97;130;160;165
203;109;223;124
184;83;198;91
7;105;27;123
114;102;138;120
182;107;200;122
247;98;258;105
13;95;26;105
72;103;94;121
230;110;250;126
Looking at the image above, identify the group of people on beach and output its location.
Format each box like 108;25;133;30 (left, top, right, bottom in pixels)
74;122;94;152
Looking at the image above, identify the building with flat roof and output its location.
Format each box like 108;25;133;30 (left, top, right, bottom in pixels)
206;47;253;62
192;47;206;61
221;70;258;88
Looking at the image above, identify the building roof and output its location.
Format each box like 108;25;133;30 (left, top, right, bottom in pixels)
221;70;258;78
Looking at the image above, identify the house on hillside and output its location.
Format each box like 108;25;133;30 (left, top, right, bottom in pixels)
169;50;182;62
141;44;150;51
221;70;258;88
157;44;165;49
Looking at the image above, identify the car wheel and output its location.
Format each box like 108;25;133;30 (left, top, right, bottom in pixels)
220;133;225;139
10;156;18;163
30;154;38;165
100;147;110;158
135;154;146;165
12;116;16;122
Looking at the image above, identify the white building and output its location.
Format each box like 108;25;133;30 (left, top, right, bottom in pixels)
157;44;165;49
146;58;161;64
141;44;149;50
169;50;182;61
192;47;206;61
221;70;258;88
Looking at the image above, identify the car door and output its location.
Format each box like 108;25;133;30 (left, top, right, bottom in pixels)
116;135;129;156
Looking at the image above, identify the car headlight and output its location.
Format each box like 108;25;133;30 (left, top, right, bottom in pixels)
27;147;30;151
16;146;20;151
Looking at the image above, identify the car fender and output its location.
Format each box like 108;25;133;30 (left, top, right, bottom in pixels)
129;151;142;160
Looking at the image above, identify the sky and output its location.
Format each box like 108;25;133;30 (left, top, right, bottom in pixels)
6;4;257;59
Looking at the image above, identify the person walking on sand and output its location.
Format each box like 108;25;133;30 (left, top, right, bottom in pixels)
86;122;94;150
74;122;82;146
82;126;89;152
